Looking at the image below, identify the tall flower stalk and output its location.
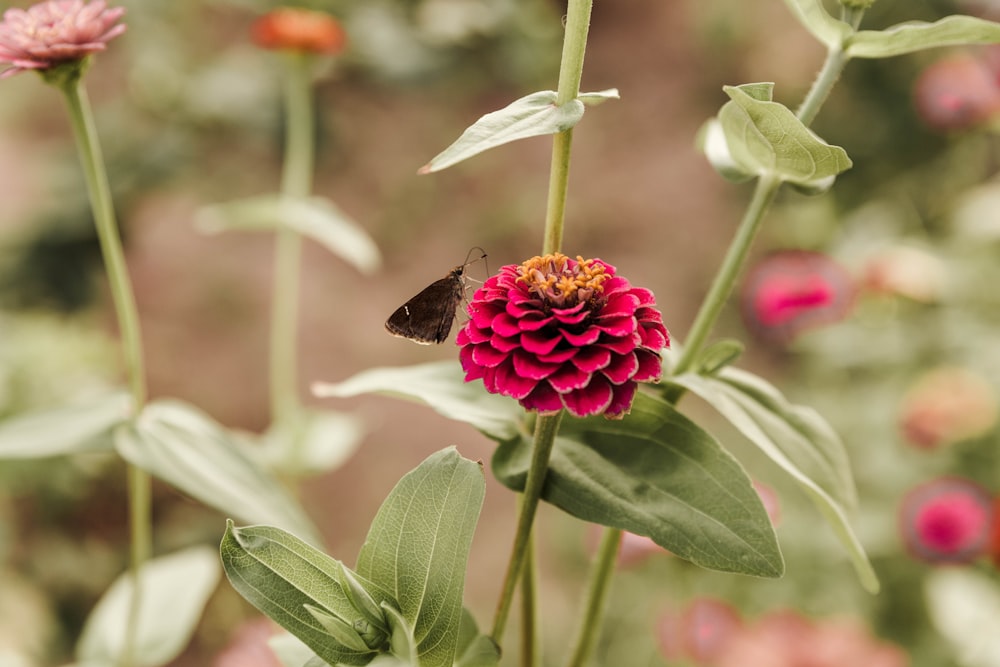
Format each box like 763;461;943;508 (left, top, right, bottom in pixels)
251;8;347;433
489;0;593;652
59;73;151;667
1;2;149;665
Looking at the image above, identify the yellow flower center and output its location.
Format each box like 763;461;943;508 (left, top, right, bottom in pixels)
517;253;608;308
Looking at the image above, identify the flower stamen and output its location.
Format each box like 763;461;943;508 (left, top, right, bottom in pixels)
517;253;609;309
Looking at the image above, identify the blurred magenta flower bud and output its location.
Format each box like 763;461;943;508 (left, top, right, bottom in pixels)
913;52;1000;131
900;477;994;564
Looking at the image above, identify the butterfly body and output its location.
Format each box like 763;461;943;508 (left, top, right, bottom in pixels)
384;265;466;344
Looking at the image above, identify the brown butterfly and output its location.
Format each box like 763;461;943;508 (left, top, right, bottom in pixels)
385;249;486;345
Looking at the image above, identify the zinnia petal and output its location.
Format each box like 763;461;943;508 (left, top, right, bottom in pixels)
562;376;614;417
456;252;669;419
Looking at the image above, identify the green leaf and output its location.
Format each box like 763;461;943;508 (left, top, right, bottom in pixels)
718;84;852;187
419;91;585;174
780;0;850;48
0;391;131;458
356;448;486;667
578;88;620;106
114;400;320;544
668;370;879;593
454;609;500;667
76;547;220;667
693;339;745;376
846;15;1000;59
696;118;755;183
221;522;394;667
313;362;523;441
259;408;365;477
195;195;381;274
493;393;783;578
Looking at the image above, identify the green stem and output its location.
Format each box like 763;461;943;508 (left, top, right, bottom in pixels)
795;46;849;127
672;174;781;375
491;411;563;642
564;527;622;667
270;52;315;425
673;17;861;376
541;0;593;255
60;76;150;667
519;532;540;667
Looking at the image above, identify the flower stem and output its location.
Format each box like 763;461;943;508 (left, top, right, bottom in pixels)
672;174;781;375
672;13;861;377
564;527;622;667
541;0;593;255
270;52;315;425
491;411;563;642
519;532;540;667
59;77;150;667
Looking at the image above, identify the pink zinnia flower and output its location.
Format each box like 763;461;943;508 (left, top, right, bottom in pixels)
900;478;994;564
251;8;346;54
740;250;854;344
656;598;743;665
0;0;125;79
457;253;668;419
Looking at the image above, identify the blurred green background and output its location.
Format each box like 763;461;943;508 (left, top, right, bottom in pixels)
2;0;1000;665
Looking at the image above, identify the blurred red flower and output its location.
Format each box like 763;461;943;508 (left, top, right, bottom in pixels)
251;7;346;54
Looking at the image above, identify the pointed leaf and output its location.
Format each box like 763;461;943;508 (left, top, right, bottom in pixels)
454;609;500;667
76;547;220;667
718;84;852;185
697;118;755;183
314;362;523;441
780;0;850;48
578;88;620;106
492;393;783;578
419;91;585;173
846;15;1000;59
114;400;320;544
668;371;878;593
196;195;381;274
356;448;486;667
0;391;131;458
221;522;393;667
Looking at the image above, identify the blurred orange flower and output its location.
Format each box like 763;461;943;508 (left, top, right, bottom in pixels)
251;7;346;54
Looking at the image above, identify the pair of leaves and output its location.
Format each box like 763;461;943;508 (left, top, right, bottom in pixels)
783;0;1000;57
702;83;851;191
0;395;322;544
221;447;495;667
323;362;784;579
419;89;619;174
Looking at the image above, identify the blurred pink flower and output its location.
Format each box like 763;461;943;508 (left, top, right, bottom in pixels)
213;618;283;667
740;251;854;344
585;525;668;567
898;367;998;450
0;0;125;79
714;611;908;667
752;480;782;527
457;253;668;419
913;51;1000;131
900;477;994;564
656;598;743;665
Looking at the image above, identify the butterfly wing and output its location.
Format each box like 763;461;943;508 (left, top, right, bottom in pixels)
385;267;465;344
